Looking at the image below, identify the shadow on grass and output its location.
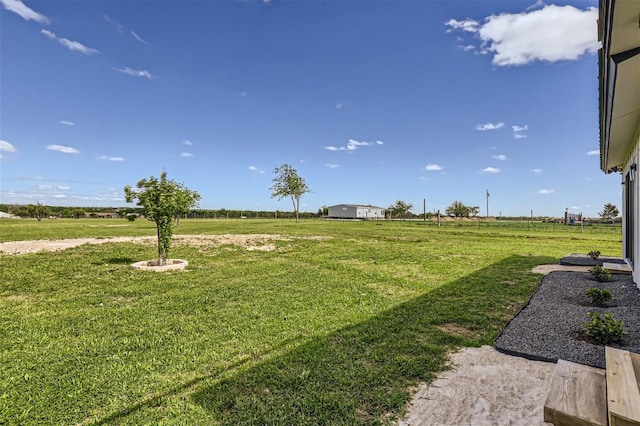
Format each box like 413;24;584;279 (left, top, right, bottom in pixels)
90;255;553;425
191;255;554;425
106;257;137;265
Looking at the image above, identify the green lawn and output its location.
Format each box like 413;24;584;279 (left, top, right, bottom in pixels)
0;219;621;424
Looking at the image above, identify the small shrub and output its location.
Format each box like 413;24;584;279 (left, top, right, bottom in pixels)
588;250;601;260
585;287;612;305
589;265;611;282
583;312;626;344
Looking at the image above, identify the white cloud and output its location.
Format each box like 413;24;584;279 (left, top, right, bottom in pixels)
531;168;542;174
492;154;507;161
104;14;124;33
0;140;17;153
47;144;79;154
475;122;504;131
527;0;545;11
98;155;124;161
38;184;52;190
425;163;443;171
481;166;500;173
446;5;599;66
0;0;49;23
180;152;194;158
347;139;370;150
538;189;555;194
512;124;528;139
335;103;343;109
248;165;264;174
41;29;99;55
183;140;193;146
444;18;479;33
587;150;599;156
104;15;149;45
57;185;70;190
325;163;340;169
130;31;149;45
323;138;384;152
59;120;75;126
114;67;153;79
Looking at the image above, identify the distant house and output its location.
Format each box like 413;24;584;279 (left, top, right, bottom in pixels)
327;204;385;220
598;0;640;286
0;211;20;219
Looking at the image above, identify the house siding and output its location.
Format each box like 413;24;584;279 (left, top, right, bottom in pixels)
622;128;640;285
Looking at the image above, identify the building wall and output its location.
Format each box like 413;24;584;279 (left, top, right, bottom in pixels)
354;207;385;219
328;205;357;219
622;128;640;286
327;205;385;220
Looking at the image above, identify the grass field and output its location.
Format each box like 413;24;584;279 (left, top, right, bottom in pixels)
0;219;622;424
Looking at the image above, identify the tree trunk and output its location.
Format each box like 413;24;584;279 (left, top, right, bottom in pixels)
292;196;299;223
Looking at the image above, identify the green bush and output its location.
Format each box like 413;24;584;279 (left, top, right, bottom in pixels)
589;265;611;282
588;250;601;260
583;312;626;344
585;287;613;306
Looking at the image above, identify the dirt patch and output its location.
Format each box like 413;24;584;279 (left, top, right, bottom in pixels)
436;323;477;339
399;346;555;426
0;234;327;255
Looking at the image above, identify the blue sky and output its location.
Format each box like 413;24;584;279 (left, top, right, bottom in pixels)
0;0;621;217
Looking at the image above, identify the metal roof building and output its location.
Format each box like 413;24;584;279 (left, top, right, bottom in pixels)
327;204;386;220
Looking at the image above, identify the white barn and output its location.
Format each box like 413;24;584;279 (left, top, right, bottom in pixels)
599;0;640;287
327;204;386;220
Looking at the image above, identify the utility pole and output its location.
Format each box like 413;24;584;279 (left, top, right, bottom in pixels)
486;189;490;218
423;198;426;222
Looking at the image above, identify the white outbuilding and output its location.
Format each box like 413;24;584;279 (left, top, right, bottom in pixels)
327;204;386;220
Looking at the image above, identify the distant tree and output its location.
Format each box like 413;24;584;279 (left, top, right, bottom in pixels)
270;164;310;223
71;208;86;219
445;201;470;217
27;202;50;221
469;206;480;217
173;187;201;227
599;203;619;221
388;200;413;219
124;171;200;265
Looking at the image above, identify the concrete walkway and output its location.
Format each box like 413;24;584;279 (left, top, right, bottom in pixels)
531;264;591;275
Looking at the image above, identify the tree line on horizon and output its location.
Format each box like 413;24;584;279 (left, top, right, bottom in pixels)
0;167;622;224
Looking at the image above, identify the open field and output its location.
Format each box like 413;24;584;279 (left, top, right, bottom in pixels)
0;219;622;424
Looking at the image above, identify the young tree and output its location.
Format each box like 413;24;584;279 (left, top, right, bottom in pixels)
445;201;470;217
270;164;310;223
599;203;619;221
469;206;480;217
388;200;413;219
124;171;200;265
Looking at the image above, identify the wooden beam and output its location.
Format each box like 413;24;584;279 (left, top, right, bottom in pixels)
606;346;640;426
544;359;607;426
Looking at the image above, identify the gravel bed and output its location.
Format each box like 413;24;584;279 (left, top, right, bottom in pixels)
494;271;640;368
